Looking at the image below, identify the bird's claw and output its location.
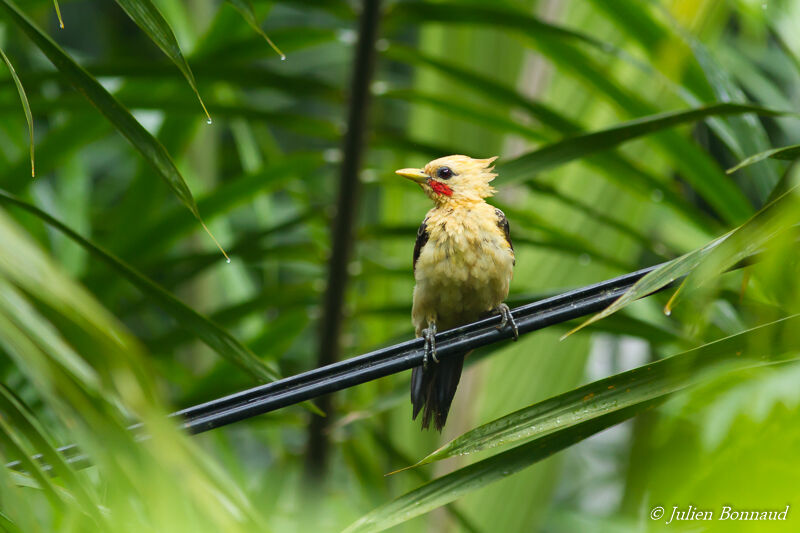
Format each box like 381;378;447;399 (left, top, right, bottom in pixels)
496;303;519;340
422;323;438;369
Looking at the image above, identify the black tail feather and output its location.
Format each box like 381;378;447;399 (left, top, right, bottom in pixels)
410;352;466;431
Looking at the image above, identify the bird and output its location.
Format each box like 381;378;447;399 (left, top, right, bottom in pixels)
396;155;518;431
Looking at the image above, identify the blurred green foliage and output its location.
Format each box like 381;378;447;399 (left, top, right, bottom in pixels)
1;0;800;531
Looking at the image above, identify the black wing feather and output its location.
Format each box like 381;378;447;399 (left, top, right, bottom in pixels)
413;218;429;273
495;208;514;263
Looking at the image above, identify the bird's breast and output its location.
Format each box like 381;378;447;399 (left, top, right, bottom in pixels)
412;204;514;332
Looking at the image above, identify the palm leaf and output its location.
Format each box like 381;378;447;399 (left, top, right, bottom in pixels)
382;45;721;229
0;48;34;177
0;384;101;521
0;190;279;382
52;0;63;28
569;145;800;335
499;103;782;184
409;315;799;467
0;0;228;259
225;0;285;59
346;315;800;532
113;0;212;122
726;143;800;174
0;209;262;531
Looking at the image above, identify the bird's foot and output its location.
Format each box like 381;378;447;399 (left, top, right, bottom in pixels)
495;303;519;340
422;322;439;369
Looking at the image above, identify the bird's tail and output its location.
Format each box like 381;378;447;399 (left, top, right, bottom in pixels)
410;351;468;431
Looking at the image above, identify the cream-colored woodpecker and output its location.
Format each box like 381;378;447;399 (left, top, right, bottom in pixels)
396;155;517;431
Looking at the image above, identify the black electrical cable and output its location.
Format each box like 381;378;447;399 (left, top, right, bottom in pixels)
7;259;682;472
177;262;673;433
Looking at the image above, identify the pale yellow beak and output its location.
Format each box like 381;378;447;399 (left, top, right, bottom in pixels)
395;168;429;184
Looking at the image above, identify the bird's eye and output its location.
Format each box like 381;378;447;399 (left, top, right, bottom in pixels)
436;167;454;180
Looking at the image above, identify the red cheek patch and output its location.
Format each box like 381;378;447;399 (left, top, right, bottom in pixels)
428;179;453;196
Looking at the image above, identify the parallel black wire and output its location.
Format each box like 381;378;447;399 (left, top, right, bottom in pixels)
7;260;675;472
177;262;670;432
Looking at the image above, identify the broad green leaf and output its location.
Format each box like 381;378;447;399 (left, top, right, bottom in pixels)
499;103;784;183
726;143;800;174
225;0;285;59
0;0;228;258
347;316;800;532
0;189;279;382
0;47;34;177
113;0;212;122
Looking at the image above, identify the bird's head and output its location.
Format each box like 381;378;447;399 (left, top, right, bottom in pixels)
396;155;498;204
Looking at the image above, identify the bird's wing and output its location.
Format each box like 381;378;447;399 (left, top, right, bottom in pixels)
413;218;429;273
495;208;514;256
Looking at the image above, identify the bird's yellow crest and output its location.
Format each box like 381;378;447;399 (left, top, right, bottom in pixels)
396;155;499;204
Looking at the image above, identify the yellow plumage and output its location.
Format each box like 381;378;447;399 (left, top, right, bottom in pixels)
396;155;516;430
412;200;513;334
